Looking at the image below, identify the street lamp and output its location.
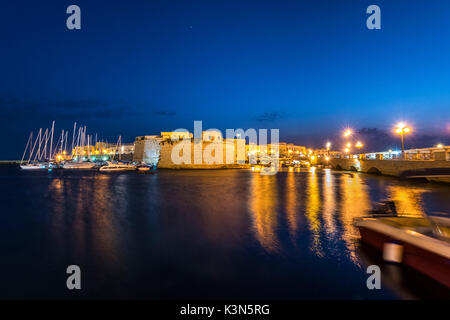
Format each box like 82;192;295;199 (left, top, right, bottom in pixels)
326;141;331;158
436;144;444;148
395;122;411;159
343;129;352;137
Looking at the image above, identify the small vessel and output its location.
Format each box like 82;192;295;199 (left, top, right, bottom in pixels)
62;161;96;170
99;161;136;172
136;163;154;173
355;201;450;287
20;162;48;170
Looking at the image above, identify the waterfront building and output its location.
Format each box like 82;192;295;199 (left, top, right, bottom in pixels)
71;142;134;162
134;131;308;168
133;132;247;168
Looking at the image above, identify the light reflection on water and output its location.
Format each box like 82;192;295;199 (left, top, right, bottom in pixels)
1;166;449;299
250;174;280;253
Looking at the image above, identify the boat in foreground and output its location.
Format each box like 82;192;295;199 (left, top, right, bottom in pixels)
355;204;450;288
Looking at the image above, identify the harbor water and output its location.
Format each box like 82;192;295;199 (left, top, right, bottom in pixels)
0;165;449;299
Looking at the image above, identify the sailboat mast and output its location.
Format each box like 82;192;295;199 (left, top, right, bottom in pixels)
60;130;64;155
36;129;43;161
29;130;41;163
49;121;55;161
87;134;90;160
21;132;33;163
43;129;49;160
64;131;68;156
71;122;77;158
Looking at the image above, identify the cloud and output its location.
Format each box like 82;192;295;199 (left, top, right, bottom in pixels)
152;111;176;116
255;112;285;122
0;97;142;120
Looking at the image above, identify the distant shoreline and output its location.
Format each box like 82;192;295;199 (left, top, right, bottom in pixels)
0;161;21;165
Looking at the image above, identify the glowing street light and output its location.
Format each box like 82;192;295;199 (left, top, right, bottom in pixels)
343;129;352;137
344;148;350;153
326;142;331;150
436;144;444;148
395;122;411;159
355;141;364;149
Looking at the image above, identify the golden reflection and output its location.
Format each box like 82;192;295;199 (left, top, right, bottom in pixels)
90;174;120;266
50;173;120;266
306;166;323;257
50;178;67;255
322;169;336;236
339;174;370;263
387;185;427;216
285;170;299;239
250;173;279;252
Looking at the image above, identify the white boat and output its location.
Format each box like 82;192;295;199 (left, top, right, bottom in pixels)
62;161;96;169
99;161;136;172
20;162;48;170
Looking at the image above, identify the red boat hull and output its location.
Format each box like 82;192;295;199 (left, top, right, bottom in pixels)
359;226;450;288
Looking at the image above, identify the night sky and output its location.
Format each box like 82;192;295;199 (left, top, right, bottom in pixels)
1;0;450;159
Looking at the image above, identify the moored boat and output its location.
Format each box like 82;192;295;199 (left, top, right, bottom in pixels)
20;162;48;170
99;161;136;172
355;205;450;287
62;161;96;170
136;164;153;173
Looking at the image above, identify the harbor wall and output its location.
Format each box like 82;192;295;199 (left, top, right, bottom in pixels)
330;158;450;177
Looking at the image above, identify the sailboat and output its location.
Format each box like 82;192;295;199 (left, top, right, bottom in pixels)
99;136;136;172
20;121;55;170
62;124;96;170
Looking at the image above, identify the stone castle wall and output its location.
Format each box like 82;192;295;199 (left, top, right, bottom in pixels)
158;139;249;169
134;137;249;169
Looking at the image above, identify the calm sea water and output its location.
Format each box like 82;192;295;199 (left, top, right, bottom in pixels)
0;165;449;299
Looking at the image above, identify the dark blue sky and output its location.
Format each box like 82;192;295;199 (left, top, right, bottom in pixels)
1;0;450;158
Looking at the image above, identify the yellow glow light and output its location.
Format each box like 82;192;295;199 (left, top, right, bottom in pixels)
355;141;363;148
344;148;350;153
347;143;352;148
395;122;411;134
437;144;444;148
325;156;330;161
343;129;352;137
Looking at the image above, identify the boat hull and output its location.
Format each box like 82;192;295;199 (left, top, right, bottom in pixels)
20;165;47;170
358;226;450;288
62;163;96;169
99;167;136;172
